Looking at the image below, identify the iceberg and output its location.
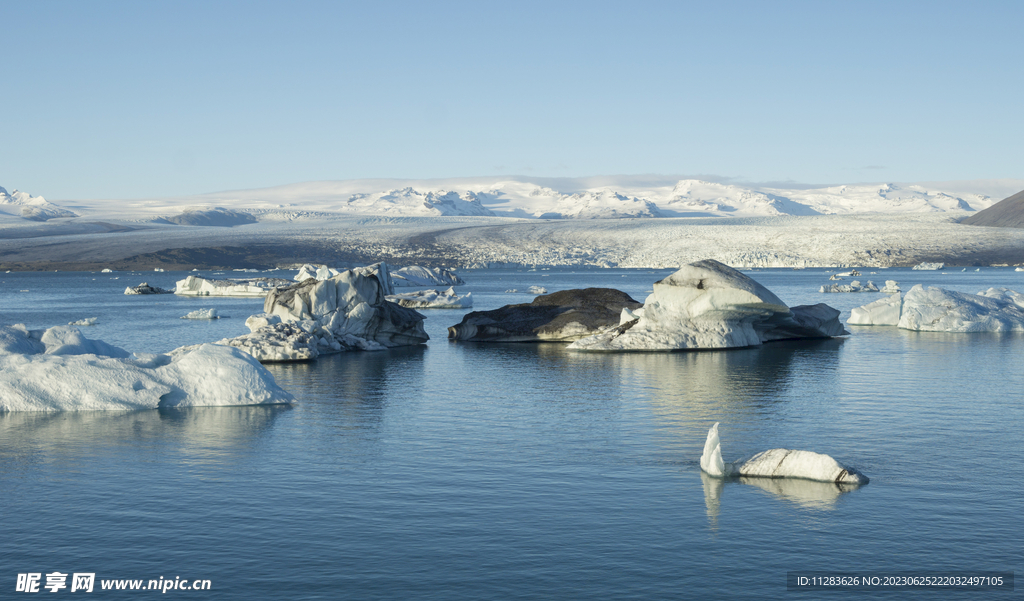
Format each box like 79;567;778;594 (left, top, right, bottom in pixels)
181;308;221;320
912;262;945;270
218;263;428;362
700;423;868;484
0;324;293;411
568;259;847;351
880;280;901;294
175;275;291;297
124;282;172;295
819;279;879;293
294;264;341;282
528;286;548;294
68;317;98;326
448;288;642;342
897;285;1024;332
847;293;902;326
391;265;465;287
386;287;472;309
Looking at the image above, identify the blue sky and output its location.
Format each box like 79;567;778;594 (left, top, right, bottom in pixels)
2;0;1022;199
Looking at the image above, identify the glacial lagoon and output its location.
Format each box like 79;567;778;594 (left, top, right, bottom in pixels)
1;267;1020;599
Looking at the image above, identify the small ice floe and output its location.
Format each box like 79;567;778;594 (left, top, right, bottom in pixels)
68;317;98;326
700;423;868;484
504;289;518;293
386;287;472;309
880;280;901;294
819;280;879;293
835;269;861;277
912;262;944;270
101;268;114;273
828;274;843;280
1016;267;1024;272
124;283;173;295
175;275;289;297
528;286;548;294
391;265;465;287
154;268;165;272
181;308;221;320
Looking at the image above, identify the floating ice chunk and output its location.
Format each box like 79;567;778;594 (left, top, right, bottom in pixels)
528;286;548;294
181;308;221;320
154;268;165;272
819;280;879;293
897;285;1024;332
68;317;98;326
880;280;901;294
700;422;868;484
0;325;292;411
124;282;172;295
221;262;428;362
912;262;944;270
175;275;290;297
101;268;113;273
386;287;472;309
504;289;518;293
835;269;861;277
570;259;846;351
391;265;465;287
848;293;902;326
448;288;642;342
294;264;341;282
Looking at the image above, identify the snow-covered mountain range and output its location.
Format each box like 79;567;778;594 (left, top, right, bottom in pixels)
0;186;77;221
2;177;1022;225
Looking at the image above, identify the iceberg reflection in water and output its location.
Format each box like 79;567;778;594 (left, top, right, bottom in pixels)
701;471;865;526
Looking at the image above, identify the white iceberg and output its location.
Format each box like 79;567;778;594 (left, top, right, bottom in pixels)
386;287;472;309
880;280;901;294
181;308;221;320
218;262;428;362
847;293;902;326
912;262;945;270
68;317;98;326
700;423;868;484
528;286;548;294
391;265;464;287
175;275;290;297
294;264;341;282
0;324;293;411
569;259;847;351
897;285;1024;332
819;279;879;293
101;268;114;273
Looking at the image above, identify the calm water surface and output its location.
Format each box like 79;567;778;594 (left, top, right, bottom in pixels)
1;267;1021;599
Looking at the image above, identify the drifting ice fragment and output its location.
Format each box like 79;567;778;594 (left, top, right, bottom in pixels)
700;422;868;484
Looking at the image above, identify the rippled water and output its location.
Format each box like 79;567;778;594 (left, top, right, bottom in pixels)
1;267;1021;599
